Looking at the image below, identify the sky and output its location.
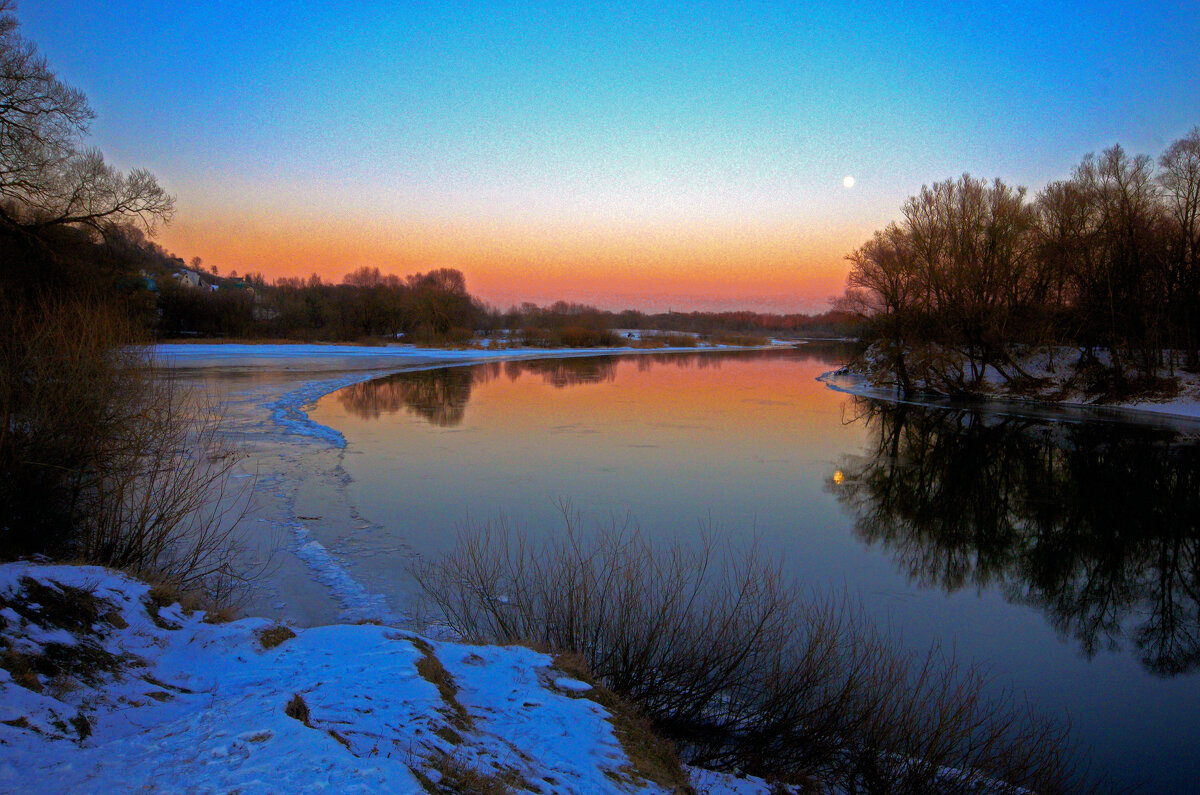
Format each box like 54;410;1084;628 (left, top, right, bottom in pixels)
18;1;1200;312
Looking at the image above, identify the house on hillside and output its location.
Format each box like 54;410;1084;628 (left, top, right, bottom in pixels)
172;268;202;288
136;270;160;293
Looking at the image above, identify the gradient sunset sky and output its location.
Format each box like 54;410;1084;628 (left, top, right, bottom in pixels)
21;1;1200;312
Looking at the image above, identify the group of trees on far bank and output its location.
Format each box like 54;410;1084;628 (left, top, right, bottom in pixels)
493;302;855;339
153;267;857;344
839;130;1200;396
158;265;481;342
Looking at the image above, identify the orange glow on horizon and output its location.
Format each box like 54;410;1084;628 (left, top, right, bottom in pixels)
158;208;855;313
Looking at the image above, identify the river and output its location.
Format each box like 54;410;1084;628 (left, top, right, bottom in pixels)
196;344;1200;792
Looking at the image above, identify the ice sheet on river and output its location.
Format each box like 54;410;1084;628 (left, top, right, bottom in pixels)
152;343;729;627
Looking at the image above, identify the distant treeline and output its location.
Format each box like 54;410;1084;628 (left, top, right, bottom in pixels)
2;218;856;345
158;266;480;343
840;129;1200;395
152;262;858;344
493;302;855;338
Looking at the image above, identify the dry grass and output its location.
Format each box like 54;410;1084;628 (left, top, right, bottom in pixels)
707;332;770;347
284;693;311;726
630;332;699;349
282;692;354;754
0;649;43;692
551;653;693;792
142;586;184;630
411;511;1104;794
0;577;130;696
518;326;621;348
411;638;474;732
143;582;238;627
412;752;522;795
257;624;296;650
3;577;103;632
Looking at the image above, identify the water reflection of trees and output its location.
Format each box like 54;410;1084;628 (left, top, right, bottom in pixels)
829;399;1200;676
338;350;830;427
337;365;484;426
505;356;619;387
336;357;629;425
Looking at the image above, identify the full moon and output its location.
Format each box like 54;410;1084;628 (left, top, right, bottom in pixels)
843;175;856;188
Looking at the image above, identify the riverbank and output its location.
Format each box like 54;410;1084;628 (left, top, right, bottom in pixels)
0;561;775;793
821;344;1200;424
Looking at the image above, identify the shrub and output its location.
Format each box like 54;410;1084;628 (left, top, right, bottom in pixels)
630;332;699;348
405;326;475;347
410;512;1102;794
707;332;769;347
0;294;252;600
518;326;621;348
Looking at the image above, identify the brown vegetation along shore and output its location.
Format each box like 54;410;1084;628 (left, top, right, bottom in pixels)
412;515;1104;794
157;337;400;346
155;329;777;350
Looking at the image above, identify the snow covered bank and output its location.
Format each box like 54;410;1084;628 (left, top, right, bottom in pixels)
0;562;778;794
821;344;1200;425
154;340;781;369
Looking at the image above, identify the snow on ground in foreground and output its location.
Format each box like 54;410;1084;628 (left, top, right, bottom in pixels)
0;563;781;794
0;343;794;792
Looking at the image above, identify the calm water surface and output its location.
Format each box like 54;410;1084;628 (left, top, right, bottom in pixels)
310;347;1200;793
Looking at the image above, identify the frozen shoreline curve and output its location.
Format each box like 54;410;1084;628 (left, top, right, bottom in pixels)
151;342;778;626
155;341;778;448
818;366;1200;428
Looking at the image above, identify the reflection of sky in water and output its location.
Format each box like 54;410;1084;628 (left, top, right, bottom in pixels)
311;347;1200;793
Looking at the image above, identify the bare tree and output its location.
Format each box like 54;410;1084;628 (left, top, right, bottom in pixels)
1073;145;1167;375
840;136;1200;396
842;175;1040;394
843;224;920;392
1159;129;1200;262
1160;128;1200;366
1034;180;1092;320
0;1;172;233
844;223;917;318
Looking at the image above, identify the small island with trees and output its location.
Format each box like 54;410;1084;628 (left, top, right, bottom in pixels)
836;133;1200;411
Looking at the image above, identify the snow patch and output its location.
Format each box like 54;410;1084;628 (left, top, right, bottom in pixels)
0;562;788;794
822;344;1200;427
553;676;594;693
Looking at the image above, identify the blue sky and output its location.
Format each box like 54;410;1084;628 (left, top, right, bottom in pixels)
17;1;1200;310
